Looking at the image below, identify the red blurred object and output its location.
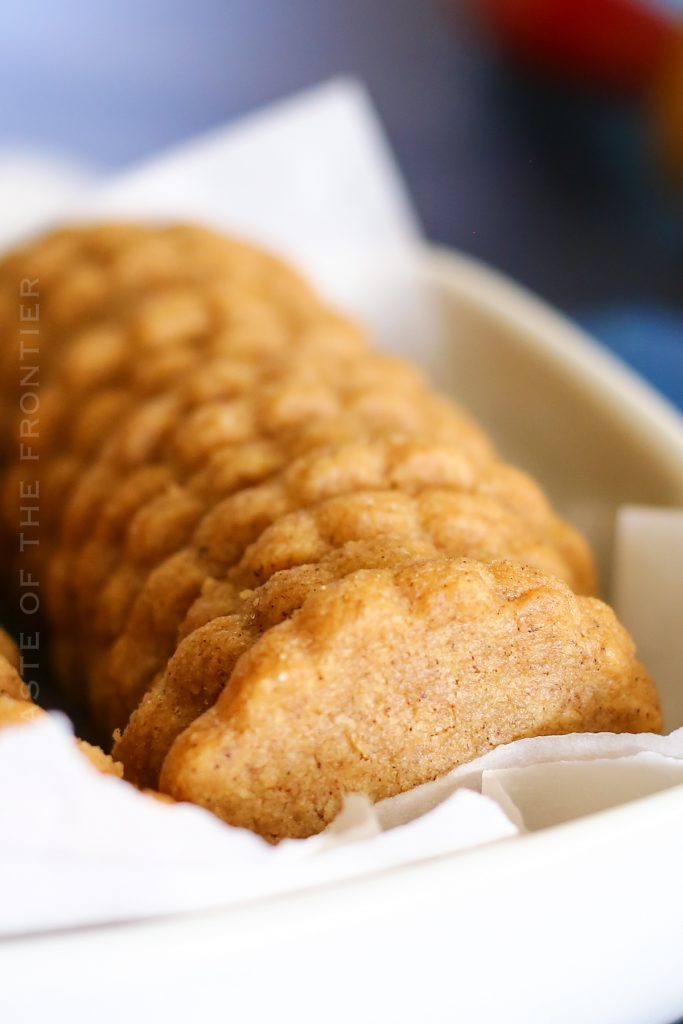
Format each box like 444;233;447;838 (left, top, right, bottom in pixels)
479;0;673;92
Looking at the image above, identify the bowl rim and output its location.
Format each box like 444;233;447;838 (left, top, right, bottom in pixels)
424;243;683;462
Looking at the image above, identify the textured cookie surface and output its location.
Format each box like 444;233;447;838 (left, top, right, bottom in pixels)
0;630;28;703
102;442;593;738
160;559;660;839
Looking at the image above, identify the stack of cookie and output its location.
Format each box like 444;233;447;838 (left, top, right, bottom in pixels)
0;224;661;840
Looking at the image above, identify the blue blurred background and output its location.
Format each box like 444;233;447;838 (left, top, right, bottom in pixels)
0;0;681;405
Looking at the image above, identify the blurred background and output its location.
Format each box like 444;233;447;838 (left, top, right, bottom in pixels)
0;0;681;404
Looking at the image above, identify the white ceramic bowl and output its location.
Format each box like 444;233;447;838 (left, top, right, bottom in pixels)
3;246;683;1024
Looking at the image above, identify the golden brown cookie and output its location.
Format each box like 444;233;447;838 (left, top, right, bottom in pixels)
160;558;661;840
0;630;27;701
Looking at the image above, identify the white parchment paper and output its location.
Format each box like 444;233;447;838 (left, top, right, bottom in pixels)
1;80;682;938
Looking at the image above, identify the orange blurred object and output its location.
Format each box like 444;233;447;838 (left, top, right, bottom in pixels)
650;27;683;186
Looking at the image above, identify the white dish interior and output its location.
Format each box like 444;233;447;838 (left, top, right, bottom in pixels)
3;245;683;1024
